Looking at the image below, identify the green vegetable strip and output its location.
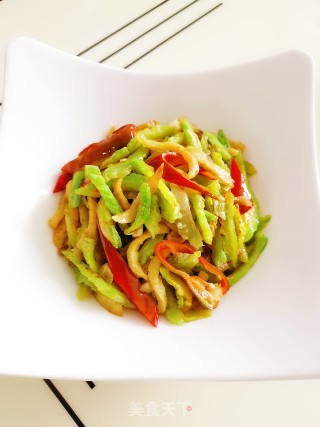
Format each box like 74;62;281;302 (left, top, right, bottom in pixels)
74;267;86;285
189;192;213;244
121;173;146;191
180;118;202;150
222;191;238;268
211;151;230;172
207;132;231;162
160;266;192;310
212;224;228;269
138;124;179;140
138;235;164;265
205;195;215;218
256;214;271;232
127;125;179;153
85;165;122;215
132;159;181;223
163;283;185;325
96;198;122;248
76;182;100;197
228;233;268;285
62;250;133;307
127;146;149;161
68;170;85;208
80;237;99;272
217;129;229;147
204;210;217;222
130;158;153;176
205;187;220;226
208;180;221;197
157;183;181;224
170;253;200;274
125;182;151;235
144;194;161;237
103;148;148;183
103;161;132;182
126;137;141;154
244;160;257;176
100;146;130;168
74;268;92;300
167;132;185;145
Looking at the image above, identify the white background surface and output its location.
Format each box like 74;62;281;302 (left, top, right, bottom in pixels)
0;1;320;426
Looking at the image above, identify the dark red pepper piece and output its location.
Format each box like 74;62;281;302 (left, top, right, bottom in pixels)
98;225;159;327
53;173;72;193
61;124;137;175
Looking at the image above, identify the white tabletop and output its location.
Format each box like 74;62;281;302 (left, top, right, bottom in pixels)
1;1;320;426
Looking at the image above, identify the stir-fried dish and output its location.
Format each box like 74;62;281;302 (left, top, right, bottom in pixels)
49;118;270;326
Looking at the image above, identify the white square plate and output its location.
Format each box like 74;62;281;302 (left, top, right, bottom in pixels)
0;38;319;380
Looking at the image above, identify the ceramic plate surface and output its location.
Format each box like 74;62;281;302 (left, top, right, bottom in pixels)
0;38;319;380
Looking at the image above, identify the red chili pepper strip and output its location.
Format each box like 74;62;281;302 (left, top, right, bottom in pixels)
154;240;230;296
61;124;137;175
147;153;216;199
53;173;72;193
98;225;159;327
230;158;252;214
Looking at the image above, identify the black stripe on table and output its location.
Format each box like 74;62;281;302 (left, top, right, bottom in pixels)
77;0;170;56
98;0;200;63
124;2;223;69
43;379;85;427
86;381;96;389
